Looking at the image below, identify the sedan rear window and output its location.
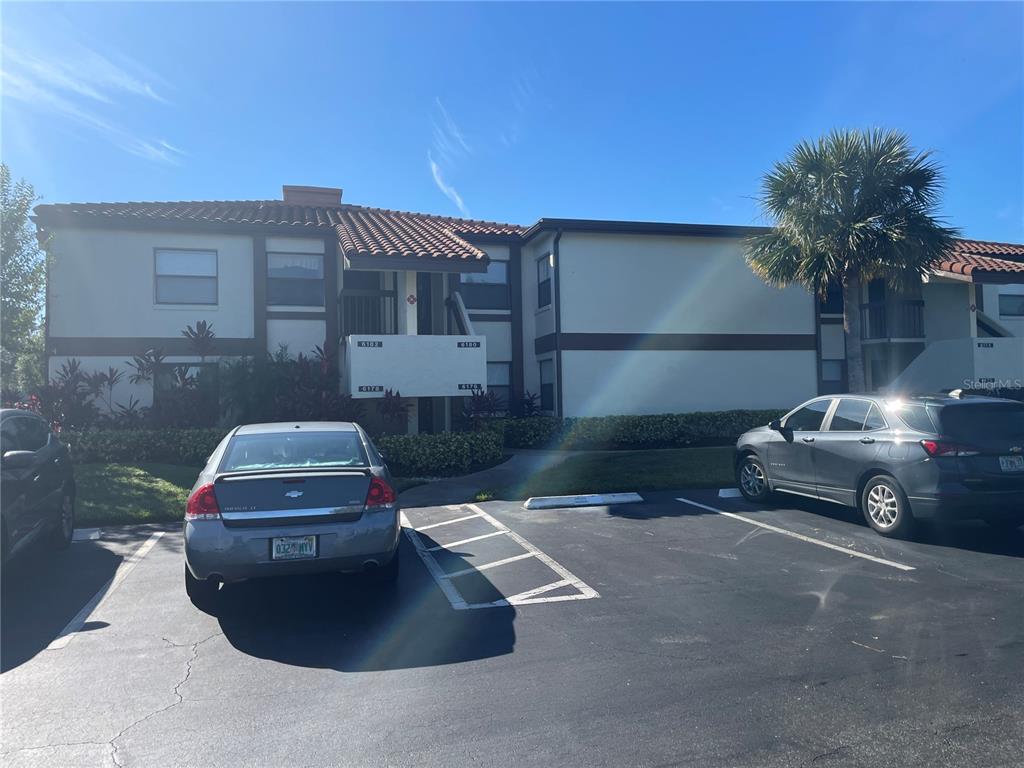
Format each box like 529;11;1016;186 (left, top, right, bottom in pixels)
937;403;1024;441
220;431;369;472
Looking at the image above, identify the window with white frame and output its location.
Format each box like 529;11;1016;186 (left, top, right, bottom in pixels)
487;362;512;410
461;261;509;309
539;359;554;412
537;254;552;309
999;289;1024;317
268;252;325;306
155;249;217;305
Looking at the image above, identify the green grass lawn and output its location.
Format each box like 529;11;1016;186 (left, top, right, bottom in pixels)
76;463;201;526
76;463;423;527
494;446;736;500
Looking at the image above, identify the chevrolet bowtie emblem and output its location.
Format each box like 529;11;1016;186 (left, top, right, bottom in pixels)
1011;447;1022;454
284;490;304;499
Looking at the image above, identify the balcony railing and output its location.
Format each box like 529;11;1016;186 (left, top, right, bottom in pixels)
860;299;924;340
340;290;398;335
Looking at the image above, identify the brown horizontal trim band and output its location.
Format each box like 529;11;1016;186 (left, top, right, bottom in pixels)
534;334;557;354
345;255;489;274
266;311;328;321
820;316;845;325
522;218;770;242
934;269;1024;285
535;332;817;353
47;337;260;356
468;313;511;323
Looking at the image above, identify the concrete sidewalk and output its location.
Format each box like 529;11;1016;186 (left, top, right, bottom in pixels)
399;450;573;507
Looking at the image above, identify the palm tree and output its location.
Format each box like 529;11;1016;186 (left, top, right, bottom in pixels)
744;129;958;391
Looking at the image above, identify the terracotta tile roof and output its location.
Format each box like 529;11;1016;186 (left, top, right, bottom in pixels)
33;199;524;265
934;239;1024;279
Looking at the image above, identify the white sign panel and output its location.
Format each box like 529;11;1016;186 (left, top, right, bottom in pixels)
345;334;487;398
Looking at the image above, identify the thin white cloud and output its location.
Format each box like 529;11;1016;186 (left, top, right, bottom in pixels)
431;97;473;166
2;31;179;164
428;152;468;216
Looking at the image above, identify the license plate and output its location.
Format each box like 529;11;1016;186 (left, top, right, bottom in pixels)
999;455;1024;472
271;535;318;560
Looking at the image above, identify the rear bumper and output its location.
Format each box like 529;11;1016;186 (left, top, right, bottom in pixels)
908;486;1024;520
184;505;400;582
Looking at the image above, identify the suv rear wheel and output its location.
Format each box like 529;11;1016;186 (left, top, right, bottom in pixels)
49;492;75;550
861;475;914;537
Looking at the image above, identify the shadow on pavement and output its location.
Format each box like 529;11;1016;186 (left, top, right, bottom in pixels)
645;488;1024;558
1;537;121;672
217;540;516;672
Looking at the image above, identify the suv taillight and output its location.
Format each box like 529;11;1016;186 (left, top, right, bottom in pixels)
920;440;979;458
185;483;221;520
365;477;396;508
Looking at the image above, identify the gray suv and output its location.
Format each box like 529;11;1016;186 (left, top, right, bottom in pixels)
735;394;1024;537
184;422;400;610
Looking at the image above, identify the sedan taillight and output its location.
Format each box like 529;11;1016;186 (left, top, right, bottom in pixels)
185;483;221;520
920;439;979;458
365;477;396;509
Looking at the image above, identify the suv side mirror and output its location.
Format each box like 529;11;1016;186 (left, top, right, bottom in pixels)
768;419;782;431
2;450;35;469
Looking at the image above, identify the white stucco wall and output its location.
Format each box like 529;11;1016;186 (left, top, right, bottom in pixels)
47;227;254;339
557;233;815;335
561;350;817;417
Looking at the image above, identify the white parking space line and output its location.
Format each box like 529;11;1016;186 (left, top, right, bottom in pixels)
426;529;508;551
415;513;482;531
675;497;915;572
446;552;536;578
47;531;166;651
402;503;599;610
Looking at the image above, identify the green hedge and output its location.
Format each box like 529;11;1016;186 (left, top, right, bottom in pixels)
501;410;785;450
63;429;227;466
376;430;504;477
62;426;505;478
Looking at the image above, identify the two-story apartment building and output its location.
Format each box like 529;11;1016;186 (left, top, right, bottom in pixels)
33;185;1024;432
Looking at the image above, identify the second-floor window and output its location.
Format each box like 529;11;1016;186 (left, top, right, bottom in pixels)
155;249;217;305
461;261;509;310
537;254;552;309
268;252;325;306
999;291;1024;317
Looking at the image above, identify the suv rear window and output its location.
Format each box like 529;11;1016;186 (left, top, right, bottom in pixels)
937;403;1024;441
887;403;936;433
220;431;369;472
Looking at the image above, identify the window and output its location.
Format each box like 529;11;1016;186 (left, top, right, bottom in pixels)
999;293;1024;317
937;403;1024;441
863;404;886;431
155;249;217;304
784;399;831;431
537;254;552;309
820;282;844;314
888;403;935;433
1;419;21;453
461;261;510;310
220;431;369;472
268;252;325;306
3;416;48;451
539;359;554;412
487;362;512;410
828;399;872;431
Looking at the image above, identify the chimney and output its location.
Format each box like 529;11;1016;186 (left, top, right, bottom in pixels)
281;185;343;207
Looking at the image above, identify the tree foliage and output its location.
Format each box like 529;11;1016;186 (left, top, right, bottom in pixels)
1;164;46;392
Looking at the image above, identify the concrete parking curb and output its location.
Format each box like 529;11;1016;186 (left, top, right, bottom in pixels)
523;492;644;510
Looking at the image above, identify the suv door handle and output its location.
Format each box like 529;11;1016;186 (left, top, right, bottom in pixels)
860;436;875;444
801;436;815;443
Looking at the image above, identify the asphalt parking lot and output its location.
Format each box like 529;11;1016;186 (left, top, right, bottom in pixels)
2;490;1023;767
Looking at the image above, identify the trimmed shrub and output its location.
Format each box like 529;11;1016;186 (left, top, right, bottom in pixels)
376;430;504;477
62;428;227;466
501;410;785;450
63;426;505;478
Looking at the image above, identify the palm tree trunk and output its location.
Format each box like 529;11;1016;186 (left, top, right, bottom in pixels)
843;277;866;392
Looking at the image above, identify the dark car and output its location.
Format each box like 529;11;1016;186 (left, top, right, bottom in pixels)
734;393;1024;537
183;422;400;610
0;409;76;562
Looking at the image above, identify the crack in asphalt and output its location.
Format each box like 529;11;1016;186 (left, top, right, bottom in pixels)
107;632;222;767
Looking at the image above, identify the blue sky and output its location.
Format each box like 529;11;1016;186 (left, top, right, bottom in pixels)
3;2;1022;241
